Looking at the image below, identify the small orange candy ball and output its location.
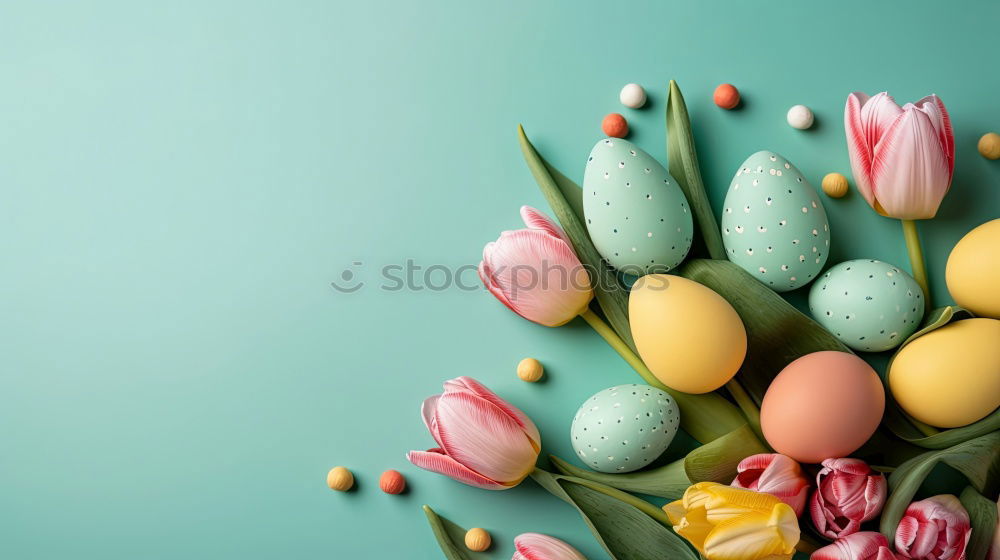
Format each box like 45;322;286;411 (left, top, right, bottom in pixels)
380;469;406;494
602;113;629;138
714;84;740;110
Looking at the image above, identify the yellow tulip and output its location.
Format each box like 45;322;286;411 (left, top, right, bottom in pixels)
663;482;800;560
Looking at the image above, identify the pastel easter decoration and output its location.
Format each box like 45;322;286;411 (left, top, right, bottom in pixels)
619;83;646;109
464;528;491;552
787;104;814;129
601;113;628;138
945;218;1000;318
629;274;747;394
570;384;679;473
822;172;849;198
721;151;830;292
888;318;1000;428
808;259;924;352
583;138;693;275
760;351;884;463
978;132;1000;159
516;357;544;382
714;83;740;109
380;469;406;494
326;466;354;492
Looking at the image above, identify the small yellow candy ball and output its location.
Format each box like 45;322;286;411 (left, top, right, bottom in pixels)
326;466;354;492
978;132;1000;160
517;357;544;382
822;173;850;198
465;528;492;552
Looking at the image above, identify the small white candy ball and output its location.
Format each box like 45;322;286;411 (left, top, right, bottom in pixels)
619;83;646;109
787;105;814;130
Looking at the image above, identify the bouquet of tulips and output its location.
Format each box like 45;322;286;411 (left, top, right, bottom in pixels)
407;82;999;560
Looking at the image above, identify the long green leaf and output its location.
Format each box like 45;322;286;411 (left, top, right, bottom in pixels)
518;125;635;351
879;431;1000;541
883;306;1000;449
423;505;487;560
531;469;698;560
549;423;767;499
677;258;850;403
667;80;725;260
960;486;999;560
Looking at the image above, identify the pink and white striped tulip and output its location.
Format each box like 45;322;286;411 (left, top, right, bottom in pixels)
844;92;954;220
512;533;587;560
406;376;541;490
479;206;593;327
732;453;810;516
811;532;903;560
810;458;887;539
894;495;971;560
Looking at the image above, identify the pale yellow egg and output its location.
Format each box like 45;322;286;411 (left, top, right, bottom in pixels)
946;219;1000;319
629;275;747;394
889;318;1000;428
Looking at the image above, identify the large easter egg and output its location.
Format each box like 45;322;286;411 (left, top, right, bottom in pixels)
809;259;924;352
721;151;830;292
583;138;693;276
570;384;679;473
888;318;1000;428
760;351;884;463
629;274;747;394
946;219;1000;319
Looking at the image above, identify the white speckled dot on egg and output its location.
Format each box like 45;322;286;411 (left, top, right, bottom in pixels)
570;384;679;473
809;259;924;352
583;139;693;276
721;151;831;292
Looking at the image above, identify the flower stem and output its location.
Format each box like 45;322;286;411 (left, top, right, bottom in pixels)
901;219;930;309
580;308;664;389
725;379;764;443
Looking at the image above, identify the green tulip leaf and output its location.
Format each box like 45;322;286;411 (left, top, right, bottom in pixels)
518;125;635;352
676;258;851;404
666;80;726;261
423;505;491;560
882;306;1000;449
549;423;767;499
879;431;1000;541
959;486;999;560
530;469;698;560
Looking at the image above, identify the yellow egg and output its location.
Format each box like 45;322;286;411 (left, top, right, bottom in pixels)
629;274;747;393
889;318;1000;428
946;219;1000;318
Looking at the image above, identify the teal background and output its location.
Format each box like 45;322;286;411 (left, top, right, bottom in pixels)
2;1;998;558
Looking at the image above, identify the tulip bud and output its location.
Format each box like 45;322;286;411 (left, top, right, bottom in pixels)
512;533;587;560
407;377;541;490
732;453;810;516
811;532;903;560
894;495;971;560
809;458;887;539
479;206;593;327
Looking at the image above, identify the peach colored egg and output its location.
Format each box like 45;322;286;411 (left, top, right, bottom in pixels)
760;351;884;463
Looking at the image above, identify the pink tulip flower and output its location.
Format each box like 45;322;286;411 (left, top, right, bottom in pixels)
895;495;971;560
811;531;903;560
512;533;587;560
479;206;593;327
732;453;810;516
844;92;954;220
810;458;888;539
407;376;541;490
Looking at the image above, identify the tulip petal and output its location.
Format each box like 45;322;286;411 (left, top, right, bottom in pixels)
420;395;442;445
434;391;539;484
406;449;509;490
846;92;903;210
673;503;713;555
513;533;587;560
478;229;592;327
870;106;952;219
703;503;799;560
520;205;573;246
704;484;784;523
811;532;892;560
913;95;954;175
663;499;688;525
442;376;541;448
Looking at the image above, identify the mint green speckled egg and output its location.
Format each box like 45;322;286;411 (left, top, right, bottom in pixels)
809;259;924;352
583;139;693;276
570;384;679;473
721;151;830;292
